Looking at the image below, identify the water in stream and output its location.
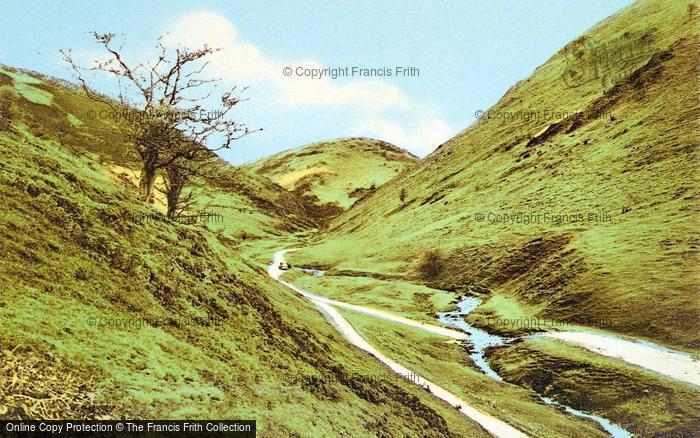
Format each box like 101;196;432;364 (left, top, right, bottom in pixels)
296;267;325;276
290;264;631;437
437;296;510;381
437;295;631;438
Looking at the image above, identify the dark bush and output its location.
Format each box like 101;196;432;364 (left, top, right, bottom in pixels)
416;249;445;280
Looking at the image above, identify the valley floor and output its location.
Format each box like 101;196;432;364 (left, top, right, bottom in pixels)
281;247;700;437
269;250;527;438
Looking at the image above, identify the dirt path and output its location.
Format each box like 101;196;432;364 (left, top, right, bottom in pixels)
272;250;700;387
541;331;700;386
268;249;528;438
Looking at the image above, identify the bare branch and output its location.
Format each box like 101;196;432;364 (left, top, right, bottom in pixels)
61;31;260;208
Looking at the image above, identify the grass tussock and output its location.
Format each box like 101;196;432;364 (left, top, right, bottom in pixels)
0;349;119;420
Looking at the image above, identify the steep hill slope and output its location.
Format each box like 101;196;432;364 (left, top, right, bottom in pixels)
291;0;700;351
245;138;418;215
0;65;490;435
0;64;320;238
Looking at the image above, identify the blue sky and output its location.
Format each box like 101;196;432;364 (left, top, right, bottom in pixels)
0;0;633;164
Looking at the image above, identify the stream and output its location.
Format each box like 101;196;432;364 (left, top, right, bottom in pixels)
294;266;632;437
437;295;632;438
285;259;698;436
437;296;510;381
296;267;325;276
270;254;527;437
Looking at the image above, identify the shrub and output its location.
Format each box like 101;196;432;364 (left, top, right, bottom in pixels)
416;249;445;280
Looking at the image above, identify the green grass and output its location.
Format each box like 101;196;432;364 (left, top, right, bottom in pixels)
288;271;454;323
487;337;700;436
0;66;54;105
244;137;418;209
281;261;700;435
466;292;550;337
191;4;700;433
294;0;700;353
2;0;699;434
0;65;492;436
335;307;608;437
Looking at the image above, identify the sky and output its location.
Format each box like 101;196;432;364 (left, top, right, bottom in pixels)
0;0;633;164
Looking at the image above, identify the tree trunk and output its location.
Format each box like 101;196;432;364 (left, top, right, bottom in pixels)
139;163;157;203
166;184;182;219
165;167;187;219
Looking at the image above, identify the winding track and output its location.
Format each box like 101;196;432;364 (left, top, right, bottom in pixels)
272;251;700;387
540;331;700;386
269;248;700;435
268;249;528;438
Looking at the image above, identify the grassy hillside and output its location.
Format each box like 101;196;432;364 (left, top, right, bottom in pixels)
288;266;700;436
245;138;418;214
487;337;700;436
0;64;322;240
2;0;698;434
290;0;700;352
0;65;496;436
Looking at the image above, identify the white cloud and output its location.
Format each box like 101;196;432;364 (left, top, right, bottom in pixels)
165;11;237;48
355;117;454;156
163;11;275;83
163;11;409;109
278;76;409;109
162;10;454;155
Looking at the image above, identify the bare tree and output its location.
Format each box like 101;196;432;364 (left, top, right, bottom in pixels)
61;32;258;202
